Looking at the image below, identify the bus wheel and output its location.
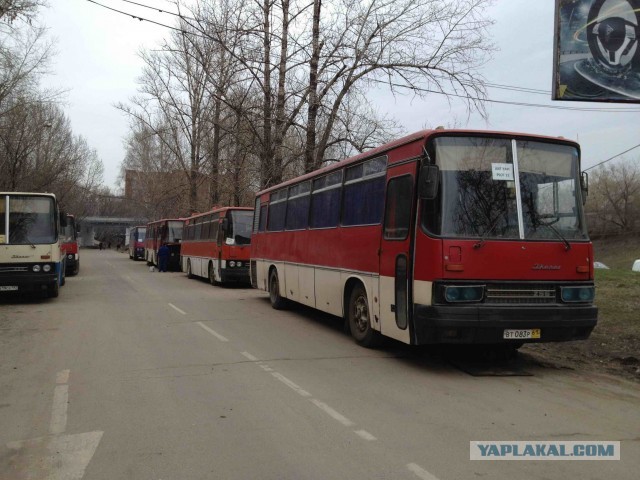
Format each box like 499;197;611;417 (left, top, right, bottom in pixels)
348;284;382;348
269;270;287;310
49;280;59;298
187;260;194;279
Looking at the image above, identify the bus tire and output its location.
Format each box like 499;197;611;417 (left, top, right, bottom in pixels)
73;261;80;275
49;280;59;298
269;269;287;310
60;265;66;287
347;284;382;348
187;260;194;279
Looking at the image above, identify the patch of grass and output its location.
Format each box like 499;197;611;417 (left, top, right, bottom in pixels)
594;269;640;337
592;235;640;270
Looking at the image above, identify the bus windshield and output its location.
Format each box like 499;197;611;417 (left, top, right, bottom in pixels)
228;211;252;245
425;136;588;241
167;221;183;242
3;196;57;245
137;229;146;242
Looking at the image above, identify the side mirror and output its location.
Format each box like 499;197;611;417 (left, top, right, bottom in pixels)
419;165;440;200
221;218;229;233
581;171;589;205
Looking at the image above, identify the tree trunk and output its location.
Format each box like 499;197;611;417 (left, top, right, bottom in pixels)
272;0;290;186
261;0;273;189
304;0;322;174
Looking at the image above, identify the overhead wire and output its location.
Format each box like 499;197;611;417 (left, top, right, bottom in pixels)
584;143;640;171
88;1;640;169
87;0;640;113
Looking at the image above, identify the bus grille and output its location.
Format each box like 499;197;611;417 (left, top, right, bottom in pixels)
0;266;29;273
485;285;556;304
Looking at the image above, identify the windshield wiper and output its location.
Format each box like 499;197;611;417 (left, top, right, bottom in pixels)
537;221;571;251
473;215;503;249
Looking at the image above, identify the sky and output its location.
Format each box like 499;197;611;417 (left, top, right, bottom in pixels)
40;0;640;189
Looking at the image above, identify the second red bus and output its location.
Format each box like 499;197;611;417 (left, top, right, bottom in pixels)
181;207;253;284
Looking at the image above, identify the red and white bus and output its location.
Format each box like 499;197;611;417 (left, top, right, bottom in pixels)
181;207;253;285
128;226;146;261
62;214;80;276
145;219;184;271
250;129;598;348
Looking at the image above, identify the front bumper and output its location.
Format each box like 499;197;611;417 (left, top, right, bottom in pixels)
0;272;58;294
221;266;250;284
412;304;598;344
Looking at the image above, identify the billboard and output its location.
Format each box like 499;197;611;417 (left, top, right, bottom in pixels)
553;0;640;102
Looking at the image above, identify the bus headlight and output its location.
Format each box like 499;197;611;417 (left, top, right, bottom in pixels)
43;264;52;272
444;285;484;303
561;286;595;303
229;261;236;267
32;265;41;272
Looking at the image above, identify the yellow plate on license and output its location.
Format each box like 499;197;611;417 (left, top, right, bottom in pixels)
503;329;541;340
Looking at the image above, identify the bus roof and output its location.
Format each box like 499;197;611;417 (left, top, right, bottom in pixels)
183;206;253;222
0;192;57;198
256;129;580;196
146;218;185;225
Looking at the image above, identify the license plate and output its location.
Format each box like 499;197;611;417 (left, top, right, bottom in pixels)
503;328;541;340
0;286;18;292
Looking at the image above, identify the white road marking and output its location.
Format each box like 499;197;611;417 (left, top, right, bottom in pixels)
50;384;69;435
168;303;187;315
271;372;312;397
310;399;355;427
197;322;229;342
407;463;441;480
241;351;259;361
7;431;104;480
259;364;274;372
354;429;377;441
56;369;70;384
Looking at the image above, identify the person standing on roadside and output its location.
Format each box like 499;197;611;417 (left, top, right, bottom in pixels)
158;243;170;272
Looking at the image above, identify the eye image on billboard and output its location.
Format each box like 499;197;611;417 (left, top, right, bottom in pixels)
553;0;640;102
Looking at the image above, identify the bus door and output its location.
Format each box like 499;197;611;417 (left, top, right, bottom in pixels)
378;162;418;344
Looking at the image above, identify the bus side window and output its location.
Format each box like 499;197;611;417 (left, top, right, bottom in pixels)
268;189;287;231
286;181;311;230
342;156;387;226
258;204;268;232
310;171;342;229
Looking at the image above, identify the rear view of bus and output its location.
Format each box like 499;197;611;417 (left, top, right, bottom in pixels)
62;214;80;275
0;193;66;298
145;219;184;270
129;226;146;260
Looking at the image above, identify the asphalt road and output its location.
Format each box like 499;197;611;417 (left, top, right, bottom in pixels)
1;249;638;480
